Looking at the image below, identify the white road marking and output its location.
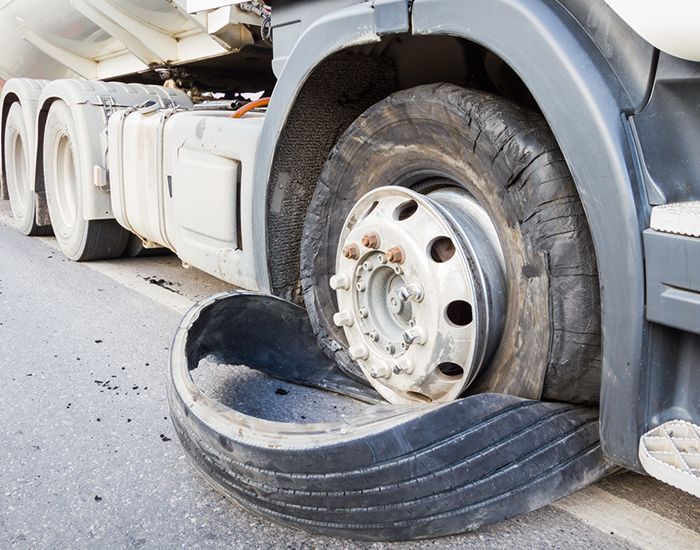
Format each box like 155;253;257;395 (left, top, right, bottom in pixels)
0;206;227;314
33;233;196;314
552;485;700;550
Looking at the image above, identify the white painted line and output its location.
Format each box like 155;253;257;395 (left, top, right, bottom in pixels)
81;259;196;315
40;235;196;315
0;208;196;314
552;486;700;550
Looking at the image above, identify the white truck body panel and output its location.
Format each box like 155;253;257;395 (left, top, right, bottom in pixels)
0;0;256;81
1;0;699;83
603;0;700;61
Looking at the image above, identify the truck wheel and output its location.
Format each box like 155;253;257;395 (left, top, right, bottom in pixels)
43;101;128;261
301;84;600;404
3;102;50;236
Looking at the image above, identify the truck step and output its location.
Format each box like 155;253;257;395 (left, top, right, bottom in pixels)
639;420;700;498
650;201;700;238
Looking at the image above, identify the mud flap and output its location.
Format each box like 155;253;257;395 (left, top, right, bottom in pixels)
168;292;612;541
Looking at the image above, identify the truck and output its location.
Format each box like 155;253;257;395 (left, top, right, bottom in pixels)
1;0;698;541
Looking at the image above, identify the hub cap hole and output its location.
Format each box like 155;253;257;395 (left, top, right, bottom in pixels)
395;200;418;221
437;362;464;378
446;300;473;326
429;236;455;262
362;200;379;220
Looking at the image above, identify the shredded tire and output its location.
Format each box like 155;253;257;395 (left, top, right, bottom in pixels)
168;292;610;541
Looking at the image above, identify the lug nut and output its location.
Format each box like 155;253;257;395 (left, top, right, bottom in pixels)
402;326;427;346
369;363;392;379
386;247;404;264
329;274;350;290
333;311;354;327
342;243;360;260
369;330;380;342
399;283;424;303
392;357;415;375
348;344;369;361
358;307;369;319
361;232;381;249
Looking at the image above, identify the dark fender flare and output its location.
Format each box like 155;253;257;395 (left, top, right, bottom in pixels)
411;0;647;470
255;0;648;469
252;2;390;293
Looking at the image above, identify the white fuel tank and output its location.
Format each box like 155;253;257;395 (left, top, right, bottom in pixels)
108;106;264;290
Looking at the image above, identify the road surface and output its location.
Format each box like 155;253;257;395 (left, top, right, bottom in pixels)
0;203;698;549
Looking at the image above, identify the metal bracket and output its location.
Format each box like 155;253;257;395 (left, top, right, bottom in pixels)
371;0;411;34
96;95;117;123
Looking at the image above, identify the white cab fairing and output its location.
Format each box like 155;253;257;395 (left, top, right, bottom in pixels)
603;0;700;61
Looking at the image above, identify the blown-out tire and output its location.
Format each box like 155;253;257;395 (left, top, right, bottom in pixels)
3;102;51;236
43;100;128;261
168;292;609;541
301;84;601;404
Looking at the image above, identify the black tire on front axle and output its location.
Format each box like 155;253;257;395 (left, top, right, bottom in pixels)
301;84;601;404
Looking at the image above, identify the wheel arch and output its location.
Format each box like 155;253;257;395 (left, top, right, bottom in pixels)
258;0;649;470
33;80;191;222
411;0;649;469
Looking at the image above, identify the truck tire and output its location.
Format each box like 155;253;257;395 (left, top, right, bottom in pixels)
43;100;128;261
168;292;610;541
3;102;50;236
301;84;601;404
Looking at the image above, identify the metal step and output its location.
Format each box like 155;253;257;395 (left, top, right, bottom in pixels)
639;420;700;498
650;201;700;238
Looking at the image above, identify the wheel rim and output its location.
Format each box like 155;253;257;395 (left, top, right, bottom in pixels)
330;186;507;403
8;131;29;213
53;132;78;229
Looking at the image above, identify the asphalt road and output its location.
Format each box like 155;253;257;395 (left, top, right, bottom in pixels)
0;204;698;549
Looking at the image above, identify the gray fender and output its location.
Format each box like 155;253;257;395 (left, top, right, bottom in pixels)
35;80;191;220
0;78;48;201
252;2;394;293
412;0;647;470
255;0;646;468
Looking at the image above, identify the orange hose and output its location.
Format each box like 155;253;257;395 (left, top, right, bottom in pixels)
230;97;270;118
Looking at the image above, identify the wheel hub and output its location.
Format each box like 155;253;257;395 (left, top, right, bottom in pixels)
330;186;506;403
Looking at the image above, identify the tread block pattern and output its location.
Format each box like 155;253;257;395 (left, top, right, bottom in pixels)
168;292;611;541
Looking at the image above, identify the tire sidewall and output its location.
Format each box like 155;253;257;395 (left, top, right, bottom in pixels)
43;101;89;260
4;102;36;234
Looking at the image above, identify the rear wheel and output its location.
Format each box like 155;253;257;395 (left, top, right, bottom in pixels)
301;84;601;404
43;101;128;261
3;102;50;236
